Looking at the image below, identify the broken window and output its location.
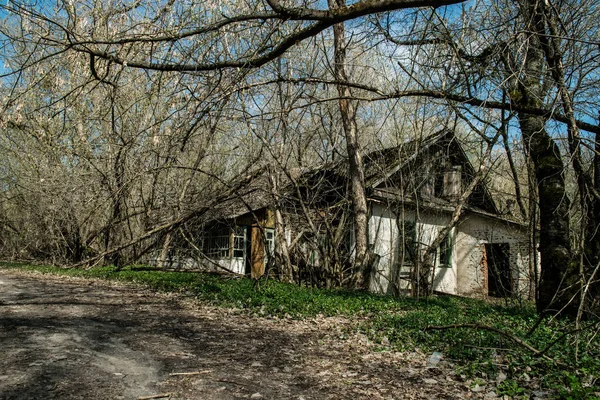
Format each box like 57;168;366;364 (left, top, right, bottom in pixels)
204;228;231;258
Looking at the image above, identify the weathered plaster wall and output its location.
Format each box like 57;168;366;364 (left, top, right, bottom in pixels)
457;216;531;298
416;213;458;295
368;204;459;295
368;204;403;294
147;253;246;274
368;203;531;298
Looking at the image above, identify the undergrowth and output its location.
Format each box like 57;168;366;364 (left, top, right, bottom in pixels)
1;262;599;399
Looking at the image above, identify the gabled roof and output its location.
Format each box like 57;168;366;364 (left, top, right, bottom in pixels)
362;129;500;215
202;129;505;222
364;129;455;188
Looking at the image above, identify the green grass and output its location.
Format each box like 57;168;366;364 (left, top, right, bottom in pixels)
1;261;599;399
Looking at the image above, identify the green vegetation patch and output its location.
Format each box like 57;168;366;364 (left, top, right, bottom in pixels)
1;262;598;399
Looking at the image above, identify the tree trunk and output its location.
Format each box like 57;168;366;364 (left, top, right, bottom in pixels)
587;122;600;304
517;112;574;314
104;145;126;268
268;169;294;282
510;0;575;315
158;232;172;269
328;0;371;288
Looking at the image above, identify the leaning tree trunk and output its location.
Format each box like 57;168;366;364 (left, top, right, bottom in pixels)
104;144;127;268
268;168;294;282
328;0;371;288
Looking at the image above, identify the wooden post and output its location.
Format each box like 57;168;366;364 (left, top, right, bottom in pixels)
250;225;265;278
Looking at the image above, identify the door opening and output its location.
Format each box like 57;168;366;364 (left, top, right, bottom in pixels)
486;243;512;297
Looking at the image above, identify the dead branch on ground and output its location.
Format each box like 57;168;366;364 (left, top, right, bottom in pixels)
425;323;564;365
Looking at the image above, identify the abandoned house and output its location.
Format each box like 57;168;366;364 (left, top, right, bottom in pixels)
362;129;533;298
152;129;533;299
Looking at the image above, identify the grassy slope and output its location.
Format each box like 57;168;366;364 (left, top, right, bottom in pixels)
1;262;598;399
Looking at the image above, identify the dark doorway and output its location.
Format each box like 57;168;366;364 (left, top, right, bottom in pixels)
486;243;512;297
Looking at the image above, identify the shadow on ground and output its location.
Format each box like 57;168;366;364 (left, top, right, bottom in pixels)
0;272;473;400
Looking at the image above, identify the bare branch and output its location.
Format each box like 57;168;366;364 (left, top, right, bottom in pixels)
425;323;562;365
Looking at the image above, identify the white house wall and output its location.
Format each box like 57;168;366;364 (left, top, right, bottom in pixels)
414;213;458;295
368;203;531;298
454;229;486;296
368;204;458;295
368;204;402;294
147;253;246;275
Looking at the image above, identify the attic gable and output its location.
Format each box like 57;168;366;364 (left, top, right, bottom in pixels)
365;129;454;188
365;130;499;215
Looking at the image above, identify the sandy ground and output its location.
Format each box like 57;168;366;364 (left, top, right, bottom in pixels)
0;269;500;399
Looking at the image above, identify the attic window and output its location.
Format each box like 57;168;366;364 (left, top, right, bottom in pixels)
436;166;462;200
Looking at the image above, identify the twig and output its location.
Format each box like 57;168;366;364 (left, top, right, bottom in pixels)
138;393;172;400
538;320;600;357
425;323;563;365
215;378;252;386
169;370;212;376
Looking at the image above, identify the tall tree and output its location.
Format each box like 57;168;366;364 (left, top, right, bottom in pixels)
327;0;371;286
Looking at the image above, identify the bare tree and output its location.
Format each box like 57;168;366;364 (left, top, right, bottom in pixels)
2;0;600;317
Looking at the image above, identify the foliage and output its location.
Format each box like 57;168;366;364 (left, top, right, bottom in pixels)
496;379;528;399
1;262;599;397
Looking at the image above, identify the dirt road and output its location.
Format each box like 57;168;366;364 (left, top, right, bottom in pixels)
0;269;485;399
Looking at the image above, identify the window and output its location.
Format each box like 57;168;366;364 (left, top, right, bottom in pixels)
204;228;231;258
232;226;247;258
264;229;275;263
400;221;417;266
204;226;247;259
438;233;453;268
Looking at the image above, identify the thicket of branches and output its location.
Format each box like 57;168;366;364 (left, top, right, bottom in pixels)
0;0;599;317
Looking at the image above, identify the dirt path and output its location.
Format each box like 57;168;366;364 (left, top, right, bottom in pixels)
0;269;490;399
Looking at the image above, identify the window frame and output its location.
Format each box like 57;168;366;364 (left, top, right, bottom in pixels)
437;231;453;268
203;225;247;260
264;228;275;264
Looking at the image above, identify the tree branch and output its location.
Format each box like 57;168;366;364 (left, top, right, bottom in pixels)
51;0;467;73
235;77;600;135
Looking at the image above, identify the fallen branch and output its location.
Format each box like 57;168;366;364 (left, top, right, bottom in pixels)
138;393;172;400
73;168;263;268
169;370;212;376
177;227;240;275
425;323;562;365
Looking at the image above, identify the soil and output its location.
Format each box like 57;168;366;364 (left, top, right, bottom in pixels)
0;268;502;399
